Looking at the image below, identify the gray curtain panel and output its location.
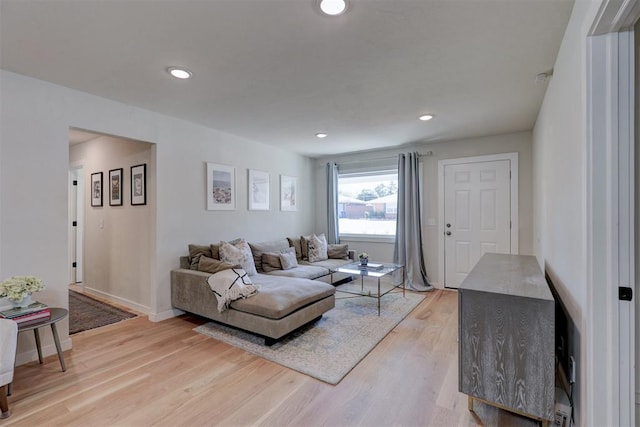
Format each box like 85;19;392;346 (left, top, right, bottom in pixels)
326;162;339;244
393;152;433;291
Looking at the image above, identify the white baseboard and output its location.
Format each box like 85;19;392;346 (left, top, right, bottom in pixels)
81;286;150;315
15;337;73;367
77;287;184;323
149;308;184;322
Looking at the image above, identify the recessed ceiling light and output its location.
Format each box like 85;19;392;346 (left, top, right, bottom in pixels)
319;0;348;16
167;67;193;79
316;133;328;138
419;114;434;121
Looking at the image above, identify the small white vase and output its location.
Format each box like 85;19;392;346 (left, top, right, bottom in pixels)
12;293;33;308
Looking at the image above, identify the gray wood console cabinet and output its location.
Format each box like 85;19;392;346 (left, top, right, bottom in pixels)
458;253;554;424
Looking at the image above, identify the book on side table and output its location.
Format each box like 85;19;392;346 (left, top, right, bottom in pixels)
0;301;51;324
360;263;384;270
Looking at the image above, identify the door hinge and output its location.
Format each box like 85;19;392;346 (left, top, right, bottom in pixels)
72;262;77;268
73;180;78;186
510;221;512;229
72;221;77;227
619;287;633;301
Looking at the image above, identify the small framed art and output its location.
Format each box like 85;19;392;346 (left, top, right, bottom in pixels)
109;168;123;206
248;169;270;210
280;175;297;211
131;163;147;206
206;162;235;210
91;172;103;207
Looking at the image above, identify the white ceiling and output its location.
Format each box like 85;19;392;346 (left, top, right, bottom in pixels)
0;0;574;158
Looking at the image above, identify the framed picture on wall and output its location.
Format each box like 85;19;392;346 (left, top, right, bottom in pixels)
131;163;147;206
91;172;103;207
280;175;297;211
248;169;270;210
206;162;235;210
109;168;123;206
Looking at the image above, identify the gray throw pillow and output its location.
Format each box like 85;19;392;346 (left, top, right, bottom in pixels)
327;244;349;259
188;244;213;270
279;250;298;270
209;243;220;260
249;239;290;272
287;237;303;260
261;252;282;272
197;256;236;274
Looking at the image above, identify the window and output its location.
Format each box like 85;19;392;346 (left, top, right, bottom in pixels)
337;170;398;238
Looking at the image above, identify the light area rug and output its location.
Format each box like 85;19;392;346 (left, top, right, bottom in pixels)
194;286;425;384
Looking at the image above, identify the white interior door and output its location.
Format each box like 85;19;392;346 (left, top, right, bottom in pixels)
444;159;512;288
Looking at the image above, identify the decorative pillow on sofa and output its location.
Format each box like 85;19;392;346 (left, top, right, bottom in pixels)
197;256;236;274
308;234;328;263
301;233;328;261
209;243;220;260
279;248;299;270
188;244;213;270
249;239;290;272
209;237;241;261
327;243;349;260
299;234;314;260
287;237;303;260
219;239;258;276
261;252;282;272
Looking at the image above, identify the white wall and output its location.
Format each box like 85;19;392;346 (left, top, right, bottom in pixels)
314;131;534;287
0;73;74;360
532;1;603;424
0;70;315;362
69;136;153;311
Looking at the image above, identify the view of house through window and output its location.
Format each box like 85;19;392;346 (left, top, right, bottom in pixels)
338;171;398;237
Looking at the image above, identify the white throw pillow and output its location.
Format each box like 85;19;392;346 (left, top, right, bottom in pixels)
219;239;258;276
279;248;299;270
307;233;328;263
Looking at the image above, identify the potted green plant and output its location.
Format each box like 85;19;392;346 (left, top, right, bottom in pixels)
0;276;45;308
358;252;369;266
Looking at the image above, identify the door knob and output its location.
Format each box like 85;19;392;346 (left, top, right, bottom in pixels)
446;231;452;236
446;223;451;228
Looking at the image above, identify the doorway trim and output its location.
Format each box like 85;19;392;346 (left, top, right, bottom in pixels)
587;0;639;423
68;165;84;285
437;152;519;287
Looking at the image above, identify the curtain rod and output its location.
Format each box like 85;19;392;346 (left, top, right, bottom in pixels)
332;151;433;167
334;155;398;166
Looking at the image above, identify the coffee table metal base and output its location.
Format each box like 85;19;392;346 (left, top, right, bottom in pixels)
331;263;405;316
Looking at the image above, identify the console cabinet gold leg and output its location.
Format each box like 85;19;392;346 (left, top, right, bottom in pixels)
467;394;551;427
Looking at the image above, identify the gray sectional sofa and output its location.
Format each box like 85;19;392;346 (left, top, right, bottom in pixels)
171;236;355;344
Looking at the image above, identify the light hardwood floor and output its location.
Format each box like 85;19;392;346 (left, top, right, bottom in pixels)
2;289;537;426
